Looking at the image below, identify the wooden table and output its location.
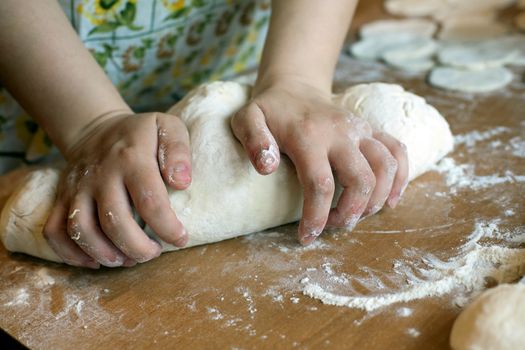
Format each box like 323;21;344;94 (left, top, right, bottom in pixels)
1;1;524;349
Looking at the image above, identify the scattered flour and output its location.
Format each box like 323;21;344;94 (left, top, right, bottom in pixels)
454;126;510;148
302;219;525;311
432;157;525;193
397;307;413;317
406;328;421;337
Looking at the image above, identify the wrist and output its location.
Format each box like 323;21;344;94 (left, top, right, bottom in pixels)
60;108;132;159
253;71;332;99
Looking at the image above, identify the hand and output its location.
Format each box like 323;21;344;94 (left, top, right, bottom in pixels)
43;111;191;268
231;78;409;245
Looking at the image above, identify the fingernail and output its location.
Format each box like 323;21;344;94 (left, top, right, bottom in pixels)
387;194;400;209
174;228;189;247
170;163;191;185
101;252;126;268
343;214;360;231
362;204;382;219
256;146;278;171
300;227;322;245
122;258;137;267
174;163;187;173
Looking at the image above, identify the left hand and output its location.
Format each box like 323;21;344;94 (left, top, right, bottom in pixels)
231;78;409;245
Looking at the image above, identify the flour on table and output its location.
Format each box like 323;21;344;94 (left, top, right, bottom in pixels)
0;81;453;264
301;219;525;312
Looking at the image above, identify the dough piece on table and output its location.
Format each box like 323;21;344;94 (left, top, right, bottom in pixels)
450;283;525;350
437;41;519;69
350;34;419;60
384;57;435;72
382;39;438;63
0;82;454;263
429;66;513;93
438;18;509;42
359;19;437;39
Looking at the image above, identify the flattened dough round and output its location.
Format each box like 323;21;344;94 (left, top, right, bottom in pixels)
0;82;454;263
350;34;420;60
360;19;437;39
438;42;518;69
383;39;438;62
429;66;513;93
450;284;525;350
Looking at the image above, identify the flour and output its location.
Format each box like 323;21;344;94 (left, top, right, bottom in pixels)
432;157;525;193
406;328;421;337
301;219;525;311
397;307;413;317
454;126;510;148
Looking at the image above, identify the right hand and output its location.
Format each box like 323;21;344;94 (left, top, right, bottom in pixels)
43;111;191;268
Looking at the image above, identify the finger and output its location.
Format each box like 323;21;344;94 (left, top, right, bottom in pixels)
97;180;163;263
124;165;188;247
67;193;128;267
231;103;280;175
326;147;375;230
43;198;99;269
373;132;409;208
157;115;192;190
288;148;335;245
360;138;398;217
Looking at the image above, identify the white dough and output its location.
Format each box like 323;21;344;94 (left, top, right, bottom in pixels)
384;56;435;72
350;34;422;60
450;284;525;350
382;39;438;62
0;82;454;263
438;41;519;69
359;19;437;39
429;66;513;93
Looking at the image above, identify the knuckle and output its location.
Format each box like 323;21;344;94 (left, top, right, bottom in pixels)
358;171;376;195
117;146;137;163
307;174;335;197
137;191;162;216
384;155;398;176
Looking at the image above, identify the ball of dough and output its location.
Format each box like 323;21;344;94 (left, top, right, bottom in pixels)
450;283;525;350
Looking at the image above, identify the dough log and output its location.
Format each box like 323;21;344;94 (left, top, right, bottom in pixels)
0;82;454;263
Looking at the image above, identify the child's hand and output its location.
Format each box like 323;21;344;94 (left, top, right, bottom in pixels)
231;79;409;245
43;112;191;268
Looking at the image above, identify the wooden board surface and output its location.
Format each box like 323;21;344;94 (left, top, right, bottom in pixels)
1;1;524;349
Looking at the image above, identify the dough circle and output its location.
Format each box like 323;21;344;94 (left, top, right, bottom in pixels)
450;283;525;350
438;42;518;69
359;19;437;39
429;66;513;93
0;82;454;263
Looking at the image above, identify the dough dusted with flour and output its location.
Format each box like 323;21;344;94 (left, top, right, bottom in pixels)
450;283;525;350
0;82;454;263
429;66;513;93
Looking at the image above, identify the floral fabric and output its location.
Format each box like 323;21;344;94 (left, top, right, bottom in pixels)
0;0;270;173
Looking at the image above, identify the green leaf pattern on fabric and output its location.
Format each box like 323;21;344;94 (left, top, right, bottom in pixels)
0;0;270;172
